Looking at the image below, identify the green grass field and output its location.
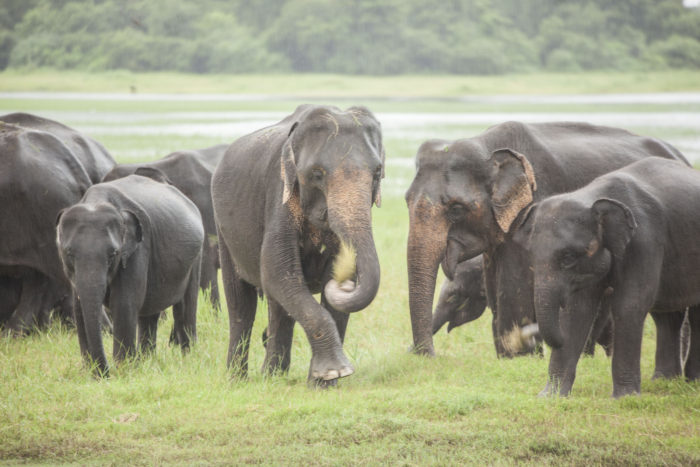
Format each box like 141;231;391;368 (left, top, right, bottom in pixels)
0;74;699;465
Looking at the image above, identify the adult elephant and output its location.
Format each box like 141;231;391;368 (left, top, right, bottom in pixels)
1;112;115;183
212;105;384;383
102;144;228;311
516;158;700;397
57;174;203;377
0;113;116;333
406;121;688;357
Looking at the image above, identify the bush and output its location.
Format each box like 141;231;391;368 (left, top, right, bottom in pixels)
651;35;700;68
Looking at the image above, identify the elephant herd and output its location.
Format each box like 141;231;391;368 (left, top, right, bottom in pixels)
1;106;698;398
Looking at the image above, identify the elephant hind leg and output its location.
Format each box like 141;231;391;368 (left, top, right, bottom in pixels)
138;313;160;355
651;310;685;379
219;235;258;378
4;272;49;336
262;298;295;375
684;307;700;380
172;259;201;351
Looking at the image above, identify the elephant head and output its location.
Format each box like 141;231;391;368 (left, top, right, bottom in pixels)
516;197;631;351
57;203;143;375
406;141;536;355
432;256;487;335
281;106;384;313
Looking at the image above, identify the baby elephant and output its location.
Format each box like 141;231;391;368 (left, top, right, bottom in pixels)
57;174;204;376
432;256;487;335
517;158;700;397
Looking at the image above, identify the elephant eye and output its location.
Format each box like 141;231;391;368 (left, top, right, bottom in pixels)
310;168;325;182
559;250;581;269
446;203;468;223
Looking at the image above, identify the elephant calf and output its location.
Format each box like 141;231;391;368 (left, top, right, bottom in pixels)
432;256;488;335
57;174;204;376
102;144;228;312
517;158;700;397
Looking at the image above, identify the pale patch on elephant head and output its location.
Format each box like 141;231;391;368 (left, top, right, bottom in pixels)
490;148;537;234
326;167;373;236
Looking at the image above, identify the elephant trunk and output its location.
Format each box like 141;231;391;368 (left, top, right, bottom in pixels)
324;172;380;313
407;200;448;356
534;280;564;349
74;268;109;376
432;303;450;335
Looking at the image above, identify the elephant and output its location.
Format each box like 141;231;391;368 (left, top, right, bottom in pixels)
56;174;204;376
0;117;114;334
212;104;384;384
432;256;488;335
102;144;228;311
1;112;115;184
406;121;689;358
515;157;700;397
431;256;611;357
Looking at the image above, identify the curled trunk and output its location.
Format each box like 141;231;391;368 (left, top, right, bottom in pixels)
324;173;380;313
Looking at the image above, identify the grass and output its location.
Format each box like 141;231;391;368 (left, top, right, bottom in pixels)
0;87;699;464
2;69;700;96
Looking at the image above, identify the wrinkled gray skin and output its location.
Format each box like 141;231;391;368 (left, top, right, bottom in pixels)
0;115;115;334
517;158;700;397
57;175;203;376
406;121;689;358
212;105;384;384
102;144;228;311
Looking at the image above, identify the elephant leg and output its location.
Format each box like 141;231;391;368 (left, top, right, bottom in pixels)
201;238;221;312
684;307;700;380
262;298;295;375
322;294;350;343
650;310;684;379
5;272;48;335
111;307;138;364
220;237;258;377
172;261;201;351
610;310;646;398
138;313;160;355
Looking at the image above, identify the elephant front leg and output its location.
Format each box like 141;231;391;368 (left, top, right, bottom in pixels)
262;298;295;375
684;307;700;380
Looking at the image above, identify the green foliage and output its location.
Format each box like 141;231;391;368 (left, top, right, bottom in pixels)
2;0;700;73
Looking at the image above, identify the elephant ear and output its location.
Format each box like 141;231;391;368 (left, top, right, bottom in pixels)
592;198;637;260
281;122;299;205
120;210;143;268
373;146;386;208
134;166;173;185
511;202;538;249
489;148;537;234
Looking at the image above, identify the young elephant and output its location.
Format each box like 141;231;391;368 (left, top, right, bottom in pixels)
102;144;228;311
57;175;204;376
432;256;488;335
517;158;700;397
212;105;384;384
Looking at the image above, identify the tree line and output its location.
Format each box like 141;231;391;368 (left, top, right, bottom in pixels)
2;0;699;75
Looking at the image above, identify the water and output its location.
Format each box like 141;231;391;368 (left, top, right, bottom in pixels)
3;92;699;197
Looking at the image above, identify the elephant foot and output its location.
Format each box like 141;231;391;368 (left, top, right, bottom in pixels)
612;386;640;398
407;343;436;357
308;352;354;381
308;378;338;389
652;368;682;380
537;379;572;398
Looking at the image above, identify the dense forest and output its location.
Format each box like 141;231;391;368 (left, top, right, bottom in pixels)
2;0;700;75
